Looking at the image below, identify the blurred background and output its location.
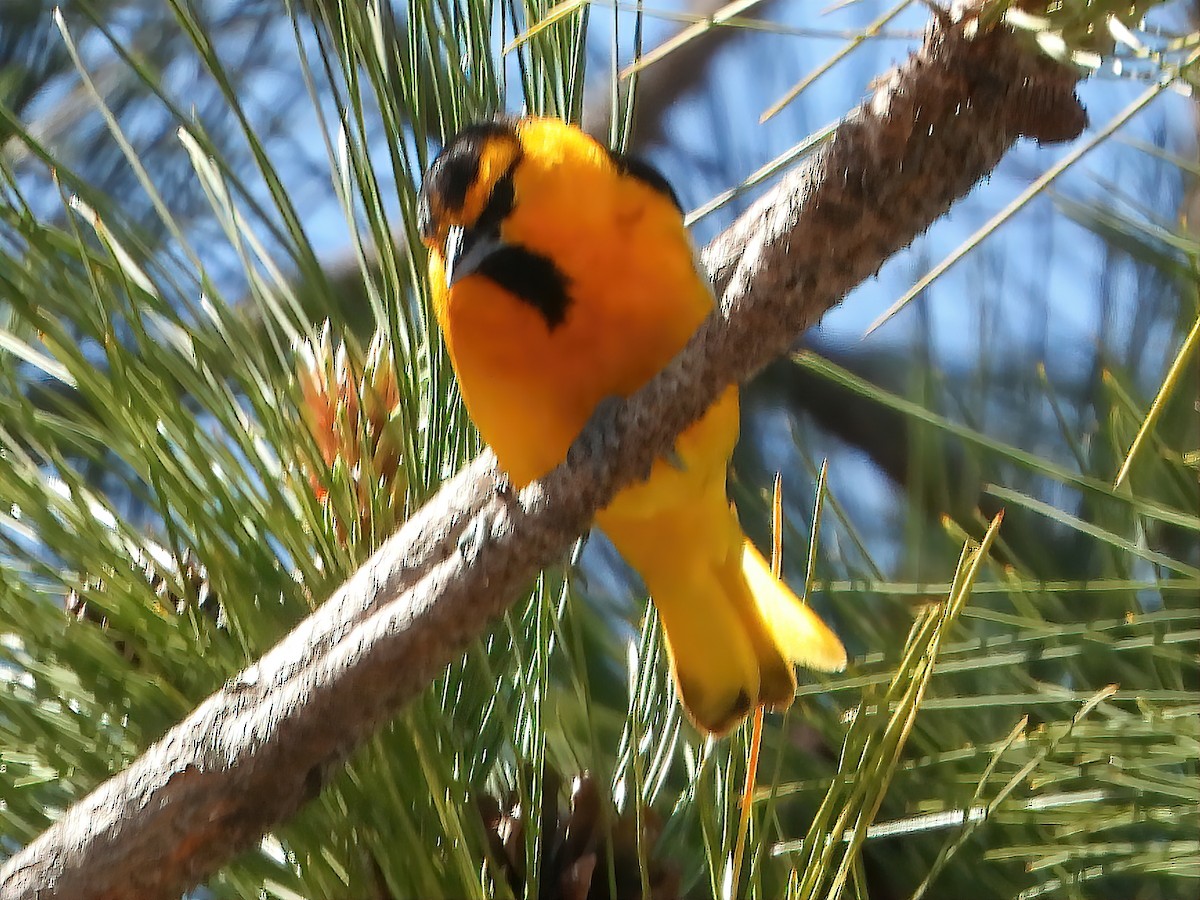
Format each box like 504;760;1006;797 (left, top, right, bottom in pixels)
1;1;1197;898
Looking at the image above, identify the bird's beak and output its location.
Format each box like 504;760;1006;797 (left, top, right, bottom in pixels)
444;225;507;287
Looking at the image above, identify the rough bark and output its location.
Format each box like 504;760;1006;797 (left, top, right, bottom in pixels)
0;7;1086;899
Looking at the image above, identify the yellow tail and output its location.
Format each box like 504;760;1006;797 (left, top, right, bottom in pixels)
741;540;848;674
639;536;846;735
597;389;847;735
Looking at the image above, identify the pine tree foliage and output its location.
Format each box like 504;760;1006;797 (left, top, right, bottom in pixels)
1;1;1197;898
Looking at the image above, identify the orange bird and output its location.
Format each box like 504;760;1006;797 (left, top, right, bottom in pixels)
418;117;846;734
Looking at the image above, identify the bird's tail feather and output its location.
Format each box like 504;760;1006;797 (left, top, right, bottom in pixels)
648;538;846;735
741;539;848;674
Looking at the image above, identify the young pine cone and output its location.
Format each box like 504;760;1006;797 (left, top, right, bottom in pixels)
295;323;408;545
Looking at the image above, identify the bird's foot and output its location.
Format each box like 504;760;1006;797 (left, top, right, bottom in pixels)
567;394;625;473
492;467;515;500
568;532;589;569
662;445;686;471
457;510;493;563
568;394;684;483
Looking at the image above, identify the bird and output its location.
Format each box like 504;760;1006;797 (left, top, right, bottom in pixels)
417;116;846;735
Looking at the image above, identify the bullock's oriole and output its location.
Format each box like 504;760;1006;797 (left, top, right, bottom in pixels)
418;117;846;734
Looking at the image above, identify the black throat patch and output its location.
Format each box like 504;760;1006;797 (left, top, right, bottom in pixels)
474;244;571;330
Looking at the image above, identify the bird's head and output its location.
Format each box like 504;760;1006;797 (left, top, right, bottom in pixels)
417;120;523;285
417;117;677;329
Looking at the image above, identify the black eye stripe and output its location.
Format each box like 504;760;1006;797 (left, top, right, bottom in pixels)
475;161;518;234
439;159;473;214
441;121;516;213
418;119;519;241
445;159;520;278
458;159;569;330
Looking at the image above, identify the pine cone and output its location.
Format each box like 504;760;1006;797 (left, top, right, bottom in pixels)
478;766;680;900
295;323;408;544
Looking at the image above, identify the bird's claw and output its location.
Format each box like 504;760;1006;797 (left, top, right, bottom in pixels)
492;468;514;499
568;394;625;471
568;533;589;569
457;510;493;562
566;534;593;592
568;395;686;480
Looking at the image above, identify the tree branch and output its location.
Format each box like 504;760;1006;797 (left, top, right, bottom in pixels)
0;7;1086;899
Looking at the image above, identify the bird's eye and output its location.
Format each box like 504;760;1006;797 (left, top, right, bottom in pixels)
418;120;521;243
435;157;477;218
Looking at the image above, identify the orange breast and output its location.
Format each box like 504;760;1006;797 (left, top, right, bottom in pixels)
432;140;715;488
